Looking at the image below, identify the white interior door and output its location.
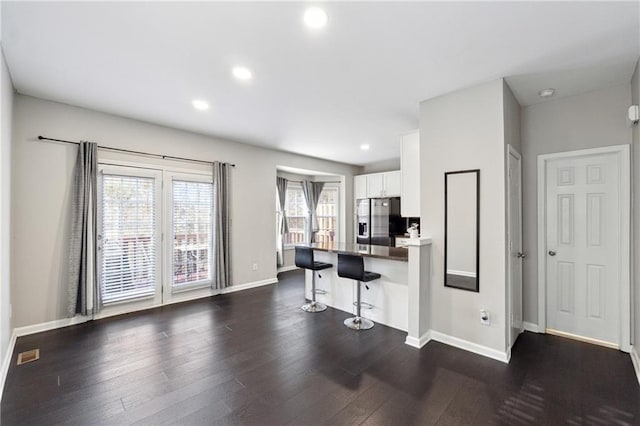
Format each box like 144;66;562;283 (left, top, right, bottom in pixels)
507;147;523;349
545;152;621;347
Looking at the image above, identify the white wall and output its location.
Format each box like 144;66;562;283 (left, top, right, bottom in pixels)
420;79;508;353
631;60;639;350
11;94;360;328
520;84;632;325
361;158;400;174
503;82;522;154
0;42;14;371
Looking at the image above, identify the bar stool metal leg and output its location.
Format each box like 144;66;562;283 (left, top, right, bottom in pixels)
344;280;374;330
301;271;327;313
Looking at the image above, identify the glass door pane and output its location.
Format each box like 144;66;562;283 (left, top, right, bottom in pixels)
99;168;161;305
171;179;212;289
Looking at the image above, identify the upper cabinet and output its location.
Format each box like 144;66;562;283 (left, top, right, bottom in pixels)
382;170;401;197
366;173;384;197
400;130;420;217
354;171;401;199
354;174;368;200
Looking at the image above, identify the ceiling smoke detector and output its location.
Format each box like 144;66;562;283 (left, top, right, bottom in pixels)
538;88;555;98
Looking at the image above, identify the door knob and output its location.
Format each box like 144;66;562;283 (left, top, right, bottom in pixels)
548;250;556;256
516;252;526;259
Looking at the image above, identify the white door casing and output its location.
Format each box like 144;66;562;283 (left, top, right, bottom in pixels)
507;145;523;350
537;145;630;352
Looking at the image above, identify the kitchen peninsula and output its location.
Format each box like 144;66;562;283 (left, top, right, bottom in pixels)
301;239;431;341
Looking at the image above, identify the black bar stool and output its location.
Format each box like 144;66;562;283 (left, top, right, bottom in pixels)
295;246;333;313
337;253;380;330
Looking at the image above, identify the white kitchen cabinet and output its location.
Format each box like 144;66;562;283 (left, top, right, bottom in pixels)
366;173;384;198
354;175;368;200
384;170;401;197
361;171;401;198
400;130;420;217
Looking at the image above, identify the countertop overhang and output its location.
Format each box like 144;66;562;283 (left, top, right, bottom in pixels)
299;242;409;262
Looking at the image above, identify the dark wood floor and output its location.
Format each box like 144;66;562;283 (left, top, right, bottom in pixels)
2;269;639;425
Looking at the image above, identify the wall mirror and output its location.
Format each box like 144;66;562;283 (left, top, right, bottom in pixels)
444;169;480;292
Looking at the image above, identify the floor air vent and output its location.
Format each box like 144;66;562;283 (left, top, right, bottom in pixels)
17;349;40;365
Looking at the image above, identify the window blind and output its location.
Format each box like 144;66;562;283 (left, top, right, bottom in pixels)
172;180;212;287
100;174;157;303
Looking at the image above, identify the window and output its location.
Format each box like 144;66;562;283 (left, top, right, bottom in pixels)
100;173;158;304
282;182;339;245
172;180;212;288
283;183;306;245
316;185;338;244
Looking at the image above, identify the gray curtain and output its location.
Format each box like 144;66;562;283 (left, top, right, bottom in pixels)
276;177;288;267
301;181;325;244
212;161;232;289
67;141;98;317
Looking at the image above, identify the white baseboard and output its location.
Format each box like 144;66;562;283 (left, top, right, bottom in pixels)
523;321;541;333
222;277;278;294
0;329;17;401
277;265;298;273
630;346;640;386
14;315;91;337
405;331;431;349
14;277;280;338
429;330;510;363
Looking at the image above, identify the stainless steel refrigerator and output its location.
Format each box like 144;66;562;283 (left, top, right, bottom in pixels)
356;198;401;246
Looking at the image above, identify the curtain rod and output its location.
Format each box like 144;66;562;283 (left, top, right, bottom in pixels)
37;136;236;167
286;179;342;184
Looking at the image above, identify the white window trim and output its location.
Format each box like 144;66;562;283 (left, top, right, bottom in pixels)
283;182;307;249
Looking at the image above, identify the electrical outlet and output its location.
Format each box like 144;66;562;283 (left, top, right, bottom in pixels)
480;309;490;326
252;263;258;271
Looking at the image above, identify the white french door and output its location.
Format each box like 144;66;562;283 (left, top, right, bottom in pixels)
98;165;163;312
544;152;622;348
98;164;214;316
163;172;214;304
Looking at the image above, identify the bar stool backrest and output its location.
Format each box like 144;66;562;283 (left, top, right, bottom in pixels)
337;253;364;281
295;246;314;270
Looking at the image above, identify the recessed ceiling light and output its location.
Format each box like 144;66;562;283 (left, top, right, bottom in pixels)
538;88;555;98
232;66;253;81
192;100;209;111
304;7;328;29
360;144;370;151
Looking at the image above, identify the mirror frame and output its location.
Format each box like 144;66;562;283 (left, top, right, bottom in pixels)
444;169;480;292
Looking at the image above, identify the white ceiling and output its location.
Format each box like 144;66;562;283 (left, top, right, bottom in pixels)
2;2;638;165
